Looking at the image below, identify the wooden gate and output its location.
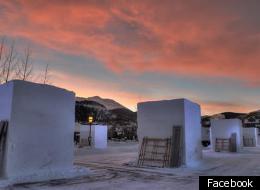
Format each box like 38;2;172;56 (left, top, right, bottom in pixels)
243;136;254;147
138;126;183;168
138;137;172;167
215;138;230;152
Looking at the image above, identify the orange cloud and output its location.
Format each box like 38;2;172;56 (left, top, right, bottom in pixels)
50;70;150;111
0;1;259;114
1;0;260;85
199;100;256;115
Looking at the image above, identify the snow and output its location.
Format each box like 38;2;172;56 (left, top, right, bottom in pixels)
0;167;90;188
1;82;259;190
0;80;89;187
210;119;243;152
75;124;108;149
94;125;107;149
137;99;202;166
4;141;260;190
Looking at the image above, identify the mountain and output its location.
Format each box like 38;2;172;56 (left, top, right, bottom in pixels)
110;108;137;122
76;96;127;110
247;110;260;119
76;99;106;109
202;111;259;127
75;96;137;140
211;112;247;120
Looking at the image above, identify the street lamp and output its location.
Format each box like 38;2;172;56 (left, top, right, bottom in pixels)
88;116;94;146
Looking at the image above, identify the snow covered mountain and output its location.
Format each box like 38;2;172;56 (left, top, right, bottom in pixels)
75;96;137;139
76;96;127;110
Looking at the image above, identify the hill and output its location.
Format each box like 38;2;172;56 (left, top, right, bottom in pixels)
75;96;137;140
76;96;127;110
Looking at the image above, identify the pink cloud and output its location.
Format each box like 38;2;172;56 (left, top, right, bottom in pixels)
198;100;256;115
1;1;260;85
0;1;260;115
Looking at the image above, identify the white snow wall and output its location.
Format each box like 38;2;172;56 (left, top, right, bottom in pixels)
0;83;13;178
76;124;107;149
0;80;75;179
137;99;202;167
210;119;243;152
94;125;108;149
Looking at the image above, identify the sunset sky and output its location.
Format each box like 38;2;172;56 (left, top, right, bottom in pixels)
0;0;260;114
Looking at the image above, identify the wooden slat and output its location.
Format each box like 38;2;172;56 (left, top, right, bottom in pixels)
215;138;230;152
243;136;254;147
170;126;182;167
0;121;8;150
137;137;172;168
230;133;237;152
0;120;8;177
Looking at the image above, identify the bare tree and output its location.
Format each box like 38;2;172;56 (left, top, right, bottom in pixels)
1;42;18;83
0;37;52;85
0;38;6;83
0;38;4;63
17;46;33;81
43;63;51;84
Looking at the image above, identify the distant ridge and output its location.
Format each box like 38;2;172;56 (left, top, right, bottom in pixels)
205;110;260;120
76;96;128;110
211;112;247;119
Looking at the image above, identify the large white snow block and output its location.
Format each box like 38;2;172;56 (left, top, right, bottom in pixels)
76;124;107;149
0;80;88;183
243;127;258;147
137;99;202;167
210;119;243;152
94;125;108;149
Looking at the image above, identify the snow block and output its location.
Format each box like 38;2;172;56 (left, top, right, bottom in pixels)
210;119;243;152
0;80;89;185
137;98;202;167
75;124;107;149
94;125;108;149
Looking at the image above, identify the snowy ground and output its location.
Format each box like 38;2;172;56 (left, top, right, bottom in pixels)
3;141;260;190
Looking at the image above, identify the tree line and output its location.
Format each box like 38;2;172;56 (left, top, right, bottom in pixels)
0;37;51;84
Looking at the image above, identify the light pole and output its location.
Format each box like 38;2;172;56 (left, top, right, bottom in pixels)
88;116;93;146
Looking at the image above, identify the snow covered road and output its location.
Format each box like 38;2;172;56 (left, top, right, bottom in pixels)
3;141;260;190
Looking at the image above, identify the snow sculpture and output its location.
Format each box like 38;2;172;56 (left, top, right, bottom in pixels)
137;99;202;167
210;119;243;152
0;80;88;185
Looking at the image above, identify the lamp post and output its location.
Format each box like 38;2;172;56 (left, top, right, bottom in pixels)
88;116;93;146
